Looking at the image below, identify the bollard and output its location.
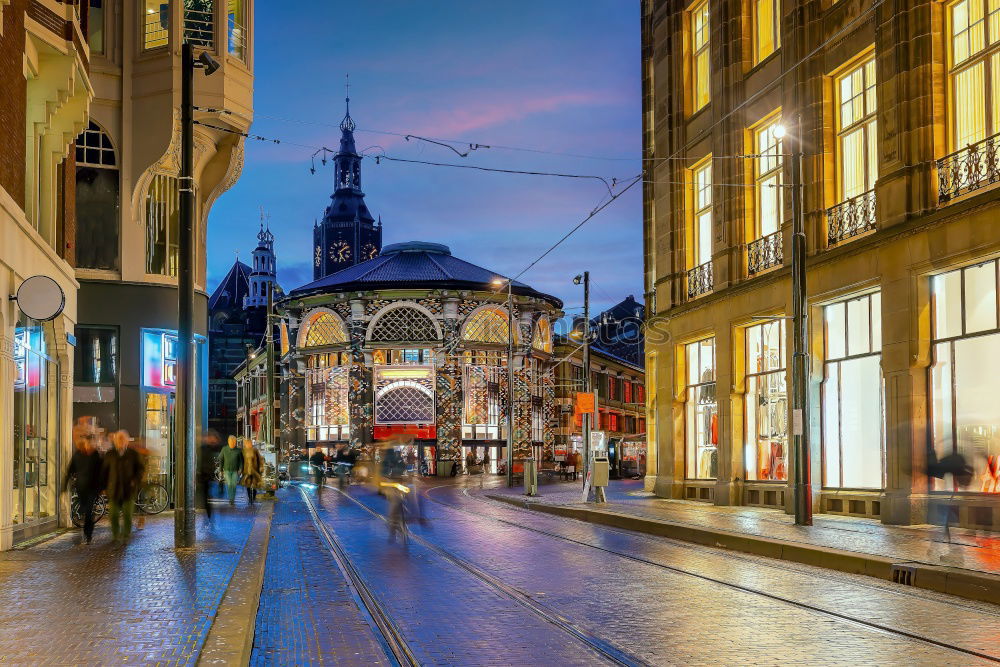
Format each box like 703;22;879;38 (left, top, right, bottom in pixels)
524;458;538;497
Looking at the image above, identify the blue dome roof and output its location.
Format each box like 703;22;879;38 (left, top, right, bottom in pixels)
287;240;562;307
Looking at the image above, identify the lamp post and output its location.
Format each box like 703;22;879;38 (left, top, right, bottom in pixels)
492;277;516;488
773;119;812;526
175;43;219;548
573;272;592;487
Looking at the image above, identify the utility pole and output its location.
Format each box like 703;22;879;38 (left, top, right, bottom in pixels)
581;271;592;485
505;280;514;488
266;284;276;458
175;43;196;548
790;114;812;526
176;43;219;547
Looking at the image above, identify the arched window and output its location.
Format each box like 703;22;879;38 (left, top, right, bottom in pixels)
301;311;348;348
375;381;435;423
369;306;439;343
75;121;119;270
532;316;553;353
462;306;513;344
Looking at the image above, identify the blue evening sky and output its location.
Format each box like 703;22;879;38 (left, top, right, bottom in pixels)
207;0;642;317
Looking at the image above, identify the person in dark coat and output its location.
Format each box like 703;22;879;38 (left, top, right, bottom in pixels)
310;448;327;501
218;435;244;506
103;430;145;542
64;429;104;543
198;430;222;523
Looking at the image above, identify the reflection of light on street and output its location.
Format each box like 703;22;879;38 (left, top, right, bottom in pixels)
379;482;410;494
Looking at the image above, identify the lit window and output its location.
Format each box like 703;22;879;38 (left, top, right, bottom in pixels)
949;0;1000;150
691;1;710;112
929;259;1000;494
462;307;512;345
143;0;169;49
302;312;348;347
754;0;780;64
685;337;717;479
836;57;878;202
532;316;553;353
692;160;712;266
744;319;787;481
145;174;180;276
227;0;247;60
822;293;884;489
754;117;783;238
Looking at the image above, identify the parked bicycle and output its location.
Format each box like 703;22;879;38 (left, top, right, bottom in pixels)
70;480;168;528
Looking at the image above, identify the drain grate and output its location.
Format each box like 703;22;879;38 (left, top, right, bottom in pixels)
890;563;917;586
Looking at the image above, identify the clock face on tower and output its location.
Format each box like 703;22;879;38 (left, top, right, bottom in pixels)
314;245;322;267
329;240;352;263
362;243;378;261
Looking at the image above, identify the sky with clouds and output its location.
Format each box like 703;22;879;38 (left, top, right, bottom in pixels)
207;0;642;317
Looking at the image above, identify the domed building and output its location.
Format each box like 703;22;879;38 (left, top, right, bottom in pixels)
278;241;563;473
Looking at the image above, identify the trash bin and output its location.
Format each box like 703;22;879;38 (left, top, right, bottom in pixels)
524;458;538;496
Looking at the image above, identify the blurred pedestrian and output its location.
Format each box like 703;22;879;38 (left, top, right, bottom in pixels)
63;427;104;544
198;430;222;523
310;448;327;501
927;449;975;543
104;430;144;543
242;439;264;505
482;450;490;473
218;435;244;506
465;449;475;475
131;438;151;530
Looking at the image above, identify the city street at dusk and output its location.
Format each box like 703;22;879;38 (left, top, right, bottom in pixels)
1;0;998;664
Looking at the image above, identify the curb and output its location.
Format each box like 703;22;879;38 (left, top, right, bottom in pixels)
487;494;1000;606
198;501;275;665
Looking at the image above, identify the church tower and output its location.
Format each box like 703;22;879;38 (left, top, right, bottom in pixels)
245;219;277;308
313;91;383;280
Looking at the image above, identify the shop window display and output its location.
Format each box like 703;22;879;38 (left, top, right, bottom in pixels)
930;259;1000;494
685;337;718;479
745;319;787;481
821;293;884;489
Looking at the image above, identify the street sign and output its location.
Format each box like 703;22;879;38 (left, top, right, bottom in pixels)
14;276;64;321
575;391;595;416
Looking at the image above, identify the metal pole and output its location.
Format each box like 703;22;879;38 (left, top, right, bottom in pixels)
266;285;275;456
506;281;514;488
582;271;592;488
175;43;196;548
790;114;812;526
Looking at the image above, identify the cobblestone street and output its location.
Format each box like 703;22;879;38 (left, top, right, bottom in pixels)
3;480;999;665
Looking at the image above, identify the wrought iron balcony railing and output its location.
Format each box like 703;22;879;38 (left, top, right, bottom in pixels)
184;6;215;49
747;231;782;275
938;133;1000;202
827;189;876;246
687;261;713;299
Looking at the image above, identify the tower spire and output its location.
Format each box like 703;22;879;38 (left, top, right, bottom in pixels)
340;73;355;133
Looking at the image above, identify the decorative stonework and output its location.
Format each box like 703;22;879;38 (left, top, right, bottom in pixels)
435;362;463;461
512;367;532;460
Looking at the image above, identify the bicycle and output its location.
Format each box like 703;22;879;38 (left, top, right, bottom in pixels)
136;481;169;514
70;490;108;528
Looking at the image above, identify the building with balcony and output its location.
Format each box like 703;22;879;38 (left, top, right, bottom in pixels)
1;0;93;548
71;0;254;489
642;0;1000;529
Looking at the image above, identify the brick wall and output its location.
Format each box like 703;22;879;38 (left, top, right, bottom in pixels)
0;0;27;209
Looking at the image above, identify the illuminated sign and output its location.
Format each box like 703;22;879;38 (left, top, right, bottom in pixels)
142;330;178;390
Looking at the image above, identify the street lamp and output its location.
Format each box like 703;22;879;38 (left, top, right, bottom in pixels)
491;277;515;488
770;119;811;526
175;43;220;549
573;272;592;490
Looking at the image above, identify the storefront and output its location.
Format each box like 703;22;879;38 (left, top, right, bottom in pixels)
930;260;1000;496
140;328;207;491
11;316;61;542
744;319;788;484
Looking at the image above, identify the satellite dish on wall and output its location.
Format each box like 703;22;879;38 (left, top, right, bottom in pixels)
13;276;65;321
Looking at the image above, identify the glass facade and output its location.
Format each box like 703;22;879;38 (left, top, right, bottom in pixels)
745;319;787;481
822;293;884;489
930;259;1000;493
11;316;60;530
685;338;717;479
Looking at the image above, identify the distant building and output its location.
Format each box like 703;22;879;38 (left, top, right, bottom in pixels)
208;223;280;437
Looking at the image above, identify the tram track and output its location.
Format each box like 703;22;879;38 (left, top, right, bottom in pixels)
421;482;1000;664
297;485;419;667
319;483;649;667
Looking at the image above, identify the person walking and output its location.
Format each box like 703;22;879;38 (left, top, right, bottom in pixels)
198;430;221;523
218;435;244;506
310;448;327;501
242;439;264;505
104;430;144;543
63;428;104;544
